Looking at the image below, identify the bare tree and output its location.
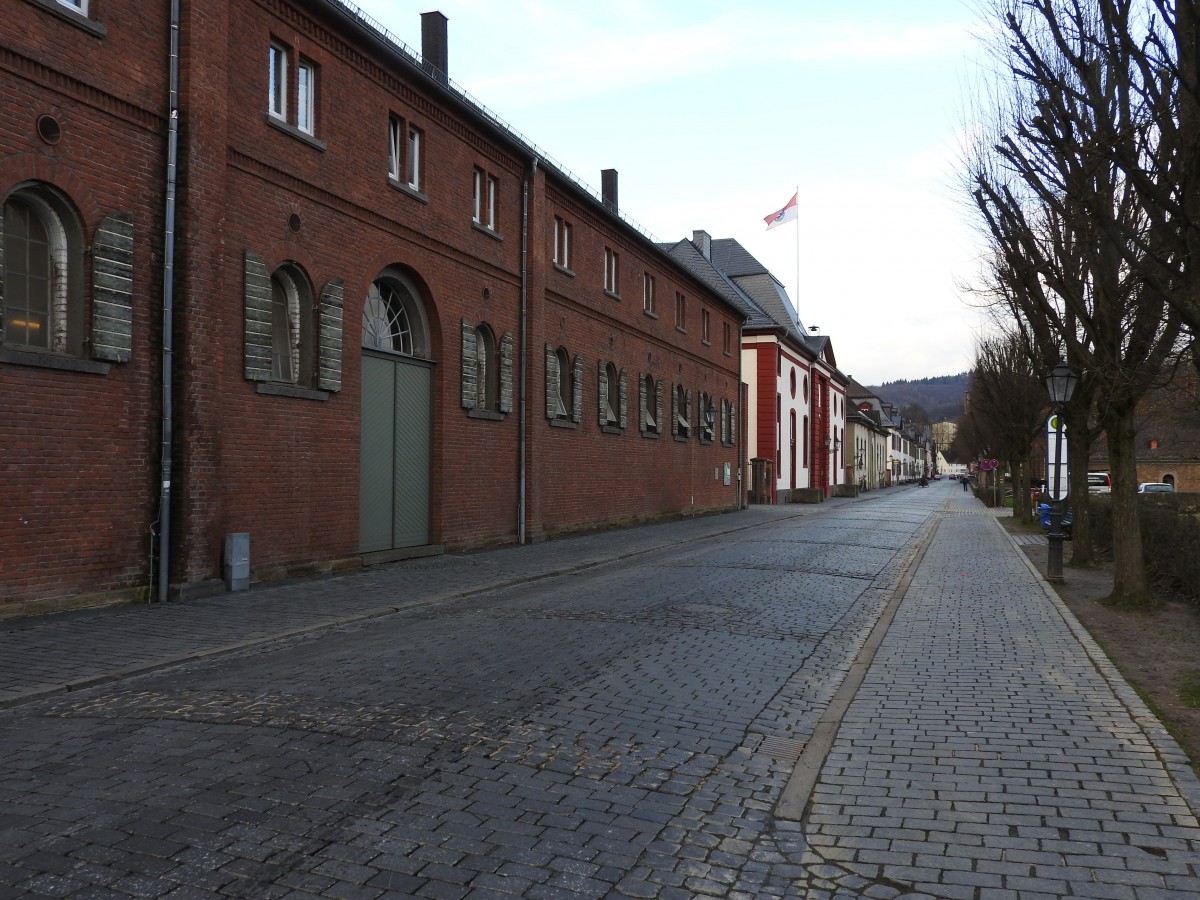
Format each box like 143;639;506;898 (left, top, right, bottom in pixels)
965;331;1050;522
967;0;1184;604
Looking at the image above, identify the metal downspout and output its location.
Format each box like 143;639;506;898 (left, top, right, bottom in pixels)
157;0;181;602
518;159;537;544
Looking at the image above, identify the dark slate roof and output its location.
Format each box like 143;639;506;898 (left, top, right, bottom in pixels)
658;240;758;325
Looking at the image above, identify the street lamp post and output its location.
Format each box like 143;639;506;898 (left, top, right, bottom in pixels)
1044;363;1079;583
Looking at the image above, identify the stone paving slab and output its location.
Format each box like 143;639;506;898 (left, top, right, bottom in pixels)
777;489;1200;898
2;484;1198;900
0;501;854;710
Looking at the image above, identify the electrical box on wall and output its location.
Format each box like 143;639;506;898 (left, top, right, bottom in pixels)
224;533;250;591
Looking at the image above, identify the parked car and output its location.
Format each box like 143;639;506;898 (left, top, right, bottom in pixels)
1087;472;1111;493
1137;482;1174;493
1038;503;1073;538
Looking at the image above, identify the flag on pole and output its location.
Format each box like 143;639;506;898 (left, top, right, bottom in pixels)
764;192;798;230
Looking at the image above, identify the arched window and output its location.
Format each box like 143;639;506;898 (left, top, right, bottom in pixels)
641;373;663;434
602;361;620;426
555;347;571;417
675;383;692;439
2;184;84;355
475;324;498;411
269;264;312;384
362;272;428;357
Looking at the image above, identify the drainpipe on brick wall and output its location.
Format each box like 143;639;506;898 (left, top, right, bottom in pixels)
518;158;537;544
156;0;181;602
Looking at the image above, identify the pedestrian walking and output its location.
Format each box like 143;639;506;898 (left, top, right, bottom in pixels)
962;475;969;491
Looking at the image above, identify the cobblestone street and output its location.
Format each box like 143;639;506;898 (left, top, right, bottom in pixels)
2;484;1199;898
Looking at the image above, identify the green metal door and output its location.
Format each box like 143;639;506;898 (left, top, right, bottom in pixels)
360;353;431;552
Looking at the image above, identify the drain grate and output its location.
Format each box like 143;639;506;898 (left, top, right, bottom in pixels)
757;736;807;761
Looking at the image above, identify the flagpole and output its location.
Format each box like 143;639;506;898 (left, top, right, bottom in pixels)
794;184;800;318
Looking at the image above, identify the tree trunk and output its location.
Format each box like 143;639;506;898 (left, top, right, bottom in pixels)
1065;390;1095;567
1105;405;1154;606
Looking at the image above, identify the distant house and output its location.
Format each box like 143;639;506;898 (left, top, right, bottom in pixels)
663;232;849;502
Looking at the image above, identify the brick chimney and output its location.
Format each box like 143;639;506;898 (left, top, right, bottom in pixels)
421;11;448;84
601;169;618;213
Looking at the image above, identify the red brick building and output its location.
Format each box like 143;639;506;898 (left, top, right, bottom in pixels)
1;0;745;613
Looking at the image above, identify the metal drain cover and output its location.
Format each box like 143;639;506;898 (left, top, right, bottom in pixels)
758;736;807;761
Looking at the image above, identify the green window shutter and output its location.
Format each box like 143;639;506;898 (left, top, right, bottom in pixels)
731;401;737;444
91;212;134;362
618;369;627;429
655;379;664;434
672;383;679;434
317;278;344;392
597;360;608;427
545;344;557;419
461;319;477;409
685;389;693;434
572;354;584;424
499;331;513;413
244;251;272;381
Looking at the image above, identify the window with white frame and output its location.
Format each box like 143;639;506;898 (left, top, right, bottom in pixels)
406;124;423;191
553;216;572;269
472;169;500;231
604;247;619;296
701;308;710;344
643;272;656;315
296;59;316;134
57;0;88;12
269;43;288;121
388;116;403;181
486;174;498;230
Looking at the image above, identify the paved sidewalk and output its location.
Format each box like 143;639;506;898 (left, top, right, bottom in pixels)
774;488;1200;898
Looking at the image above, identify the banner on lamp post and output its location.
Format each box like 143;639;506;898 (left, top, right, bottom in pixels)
1046;413;1069;501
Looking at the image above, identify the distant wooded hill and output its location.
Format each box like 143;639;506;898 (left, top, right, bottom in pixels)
867;373;969;424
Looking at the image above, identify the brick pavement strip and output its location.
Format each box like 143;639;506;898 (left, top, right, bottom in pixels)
1;486;1199;898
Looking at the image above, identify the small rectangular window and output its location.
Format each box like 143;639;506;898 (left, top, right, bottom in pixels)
604;247;619;295
407;125;423;191
297;59;316;134
554;216;572;269
487;175;499;230
723;321;732;354
675;292;686;331
57;0;88;13
269;43;288;120
388;116;402;180
702;309;710;344
643;273;656;315
472;168;484;223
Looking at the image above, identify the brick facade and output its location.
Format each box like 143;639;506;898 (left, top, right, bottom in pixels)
1;0;744;612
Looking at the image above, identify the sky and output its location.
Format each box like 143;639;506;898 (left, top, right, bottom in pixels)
348;0;992;386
